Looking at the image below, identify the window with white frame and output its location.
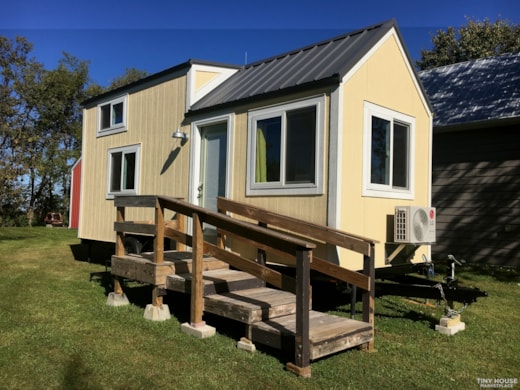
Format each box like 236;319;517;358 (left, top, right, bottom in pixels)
247;96;324;195
363;102;415;199
97;95;127;136
107;144;140;198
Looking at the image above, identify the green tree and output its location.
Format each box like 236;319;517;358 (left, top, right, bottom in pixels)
0;35;93;226
24;53;90;226
107;67;147;90
0;36;43;225
417;18;520;70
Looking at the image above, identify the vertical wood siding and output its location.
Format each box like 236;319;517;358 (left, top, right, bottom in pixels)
79;74;189;242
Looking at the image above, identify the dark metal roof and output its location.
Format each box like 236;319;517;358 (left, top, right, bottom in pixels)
419;52;520;128
189;19;401;114
82;59;240;107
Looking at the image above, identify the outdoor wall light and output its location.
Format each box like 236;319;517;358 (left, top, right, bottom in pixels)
172;128;188;141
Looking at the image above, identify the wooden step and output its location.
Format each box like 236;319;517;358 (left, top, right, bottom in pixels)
140;250;229;273
203;287;297;324
111;251;229;285
251;311;373;360
166;268;264;296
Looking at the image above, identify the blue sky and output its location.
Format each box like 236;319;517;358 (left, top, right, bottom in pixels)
2;0;519;86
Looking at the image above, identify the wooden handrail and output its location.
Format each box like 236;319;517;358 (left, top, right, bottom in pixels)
217;197;378;256
216;196;376;353
216;197;376;288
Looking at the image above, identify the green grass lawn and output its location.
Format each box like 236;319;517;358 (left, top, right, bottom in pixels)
0;227;518;389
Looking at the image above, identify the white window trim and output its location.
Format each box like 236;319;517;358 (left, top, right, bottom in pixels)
106;144;141;199
362;101;415;200
246;96;325;196
97;95;128;137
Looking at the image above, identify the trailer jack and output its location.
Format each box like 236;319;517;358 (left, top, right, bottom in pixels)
374;255;488;307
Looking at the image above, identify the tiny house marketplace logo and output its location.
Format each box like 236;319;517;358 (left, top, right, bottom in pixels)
477;378;518;388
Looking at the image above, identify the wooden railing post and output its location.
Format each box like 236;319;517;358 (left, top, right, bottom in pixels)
154;199;164;265
287;247;312;378
151;199;165;307
176;213;187;251
362;243;375;351
190;212;205;327
114;205;125;295
257;222;267;267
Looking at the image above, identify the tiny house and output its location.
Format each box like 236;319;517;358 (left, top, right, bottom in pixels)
79;19;433;270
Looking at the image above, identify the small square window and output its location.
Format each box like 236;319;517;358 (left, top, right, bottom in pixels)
97;96;127;136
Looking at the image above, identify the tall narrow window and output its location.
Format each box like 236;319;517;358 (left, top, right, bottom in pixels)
248;96;324;196
363;102;414;199
107;144;140;198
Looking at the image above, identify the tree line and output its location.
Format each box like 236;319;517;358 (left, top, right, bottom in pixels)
0;35;147;226
0;18;518;226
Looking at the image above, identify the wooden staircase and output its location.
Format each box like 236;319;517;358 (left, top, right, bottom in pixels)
123;252;374;362
110;195;377;378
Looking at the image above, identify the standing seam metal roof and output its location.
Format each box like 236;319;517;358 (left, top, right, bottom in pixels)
189;19;400;114
419;52;520;127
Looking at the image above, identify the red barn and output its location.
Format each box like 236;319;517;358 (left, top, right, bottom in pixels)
69;158;81;229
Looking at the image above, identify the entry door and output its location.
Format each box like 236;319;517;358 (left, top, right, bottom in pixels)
198;123;227;212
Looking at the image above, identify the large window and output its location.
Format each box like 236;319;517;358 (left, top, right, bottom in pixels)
107;144;140;198
363;102;415;199
97;95;127;136
247;96;324;195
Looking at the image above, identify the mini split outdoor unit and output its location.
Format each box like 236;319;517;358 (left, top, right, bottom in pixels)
394;206;436;244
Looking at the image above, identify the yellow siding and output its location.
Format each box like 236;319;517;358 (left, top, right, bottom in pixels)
338;33;432;269
195;70;221;90
79;74;190;243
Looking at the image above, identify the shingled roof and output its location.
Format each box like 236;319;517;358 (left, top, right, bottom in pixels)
419;52;520;128
189;19;403;114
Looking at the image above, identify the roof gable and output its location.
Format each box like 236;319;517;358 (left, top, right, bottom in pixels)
189;20;400;114
419;52;520;128
82;59;240;107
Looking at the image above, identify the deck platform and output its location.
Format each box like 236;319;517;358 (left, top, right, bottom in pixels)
251;311;373;360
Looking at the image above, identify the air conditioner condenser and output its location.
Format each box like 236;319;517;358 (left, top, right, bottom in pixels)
394;206;436;244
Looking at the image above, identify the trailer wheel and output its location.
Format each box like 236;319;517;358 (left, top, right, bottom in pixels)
124;236;143;255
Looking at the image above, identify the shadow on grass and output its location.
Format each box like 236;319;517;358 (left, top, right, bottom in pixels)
69;241;114;266
63;353;101;390
376;297;442;330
